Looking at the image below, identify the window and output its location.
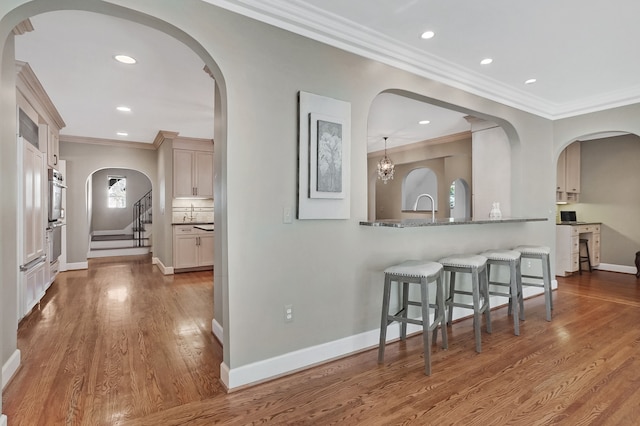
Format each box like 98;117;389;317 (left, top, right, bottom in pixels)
108;176;126;208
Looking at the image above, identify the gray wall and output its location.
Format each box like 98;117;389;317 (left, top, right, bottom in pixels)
0;31;16;407
4;0;640;402
59;141;157;263
559;134;640;267
91;168;151;232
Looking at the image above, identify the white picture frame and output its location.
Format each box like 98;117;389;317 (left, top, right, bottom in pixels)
298;91;351;219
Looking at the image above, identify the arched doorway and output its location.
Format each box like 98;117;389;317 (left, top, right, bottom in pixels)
0;1;230;407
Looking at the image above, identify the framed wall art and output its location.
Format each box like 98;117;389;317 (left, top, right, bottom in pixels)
298;91;351;219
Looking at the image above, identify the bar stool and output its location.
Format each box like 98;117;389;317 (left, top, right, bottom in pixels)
579;239;592;274
378;260;448;375
479;249;523;336
439;254;492;353
513;245;552;321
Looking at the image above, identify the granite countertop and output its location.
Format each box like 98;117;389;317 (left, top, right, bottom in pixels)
359;217;547;228
556;222;601;226
194;224;214;232
172;222;214;226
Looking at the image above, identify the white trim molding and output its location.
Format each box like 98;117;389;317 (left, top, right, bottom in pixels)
152;257;174;275
1;414;7;426
220;288;551;390
65;261;88;271
596;263;635;275
2;349;21;390
212;319;223;343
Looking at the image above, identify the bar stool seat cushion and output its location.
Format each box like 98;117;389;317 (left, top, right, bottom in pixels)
439;254;487;268
514;245;551;255
384;260;443;277
480;249;521;262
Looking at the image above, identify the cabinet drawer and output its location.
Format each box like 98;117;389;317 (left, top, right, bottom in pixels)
570;236;579;253
174;225;195;234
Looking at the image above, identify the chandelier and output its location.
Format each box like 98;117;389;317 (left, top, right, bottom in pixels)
377;137;395;183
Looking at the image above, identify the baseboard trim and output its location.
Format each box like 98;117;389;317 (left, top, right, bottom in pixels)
212;319;224;343
66;261;88;271
596;263;635;275
2;349;21;390
222;288;551;390
152;257;174;275
1;414;7;426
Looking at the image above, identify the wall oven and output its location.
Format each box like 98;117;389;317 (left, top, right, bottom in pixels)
48;168;66;263
48;168;65;222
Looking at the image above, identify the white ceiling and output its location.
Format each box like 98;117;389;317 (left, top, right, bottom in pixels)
13;1;640;149
15;10;216;144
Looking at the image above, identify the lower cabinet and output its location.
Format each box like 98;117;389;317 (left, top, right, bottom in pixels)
173;225;214;271
23;261;46;318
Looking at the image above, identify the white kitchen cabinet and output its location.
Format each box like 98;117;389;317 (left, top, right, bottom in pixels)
24;140;45;262
173;149;214;198
556;223;600;276
556;142;580;203
173;225;214;270
47;126;59;168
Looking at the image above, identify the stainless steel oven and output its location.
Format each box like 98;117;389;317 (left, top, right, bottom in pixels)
48;168;65;222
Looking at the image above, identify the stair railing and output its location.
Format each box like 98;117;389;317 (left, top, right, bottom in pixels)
133;190;152;247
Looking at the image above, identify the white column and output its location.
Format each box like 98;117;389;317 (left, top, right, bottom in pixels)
466;117;511;219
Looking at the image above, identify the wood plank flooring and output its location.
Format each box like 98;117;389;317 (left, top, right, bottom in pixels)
4;257;640;425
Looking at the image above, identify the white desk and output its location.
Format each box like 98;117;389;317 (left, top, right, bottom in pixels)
556;223;601;276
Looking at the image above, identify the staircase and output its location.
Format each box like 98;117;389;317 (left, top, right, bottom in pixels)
88;190;152;258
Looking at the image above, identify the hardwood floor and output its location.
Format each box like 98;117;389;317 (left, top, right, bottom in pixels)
4;258;640;425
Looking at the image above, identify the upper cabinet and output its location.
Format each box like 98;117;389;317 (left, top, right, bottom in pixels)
173;139;214;199
557;142;580;203
16;61;65;169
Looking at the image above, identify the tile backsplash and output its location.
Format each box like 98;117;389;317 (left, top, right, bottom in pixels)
172;199;214;223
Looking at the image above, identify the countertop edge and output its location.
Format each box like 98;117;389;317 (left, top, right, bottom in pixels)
172;222;214;226
359;217;548;228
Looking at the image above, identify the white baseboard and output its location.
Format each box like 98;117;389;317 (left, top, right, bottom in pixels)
596;263;636;275
212;319;224;343
152;257;174;275
2;349;21;390
222;288;551;390
1;414;7;426
66;261;88;271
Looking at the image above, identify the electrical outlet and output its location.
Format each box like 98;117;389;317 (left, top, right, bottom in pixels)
284;304;293;322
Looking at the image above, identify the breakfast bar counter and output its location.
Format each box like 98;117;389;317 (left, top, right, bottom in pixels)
360;217;547;228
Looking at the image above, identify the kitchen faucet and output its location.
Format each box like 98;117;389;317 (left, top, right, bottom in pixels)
413;193;435;222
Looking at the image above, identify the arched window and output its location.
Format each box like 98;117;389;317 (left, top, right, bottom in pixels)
402;167;437;211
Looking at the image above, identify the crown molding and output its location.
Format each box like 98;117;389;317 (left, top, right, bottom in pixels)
60;134;156;150
13;19;33;35
16;61;66;129
368;131;471;158
153;130;179;149
203;0;640;120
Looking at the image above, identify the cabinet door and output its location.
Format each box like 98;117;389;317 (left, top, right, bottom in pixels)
173;149;195;197
565;142;580;193
194;151;214;198
556;149;566;192
48;128;59;168
197;233;214;266
174;234;199;269
24;140;45;262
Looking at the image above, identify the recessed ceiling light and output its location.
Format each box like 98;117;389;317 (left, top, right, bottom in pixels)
116;132;128;137
418;120;431;125
525;78;537;85
480;58;493;65
114;55;136;64
420;31;435;40
116;106;131;112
